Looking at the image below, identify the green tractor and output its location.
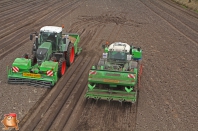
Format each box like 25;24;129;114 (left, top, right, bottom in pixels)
85;42;143;103
7;26;82;88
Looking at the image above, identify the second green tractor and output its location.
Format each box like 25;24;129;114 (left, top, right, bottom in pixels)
7;26;82;88
85;42;143;103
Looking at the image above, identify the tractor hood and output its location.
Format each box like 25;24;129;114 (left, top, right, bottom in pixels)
36;48;48;61
36;42;52;61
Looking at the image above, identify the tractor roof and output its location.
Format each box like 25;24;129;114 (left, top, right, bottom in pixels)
108;42;130;52
40;26;62;33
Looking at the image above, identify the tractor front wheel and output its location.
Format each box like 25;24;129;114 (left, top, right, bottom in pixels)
66;43;75;67
58;57;66;78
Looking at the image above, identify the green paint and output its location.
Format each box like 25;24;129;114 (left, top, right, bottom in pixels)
7;26;81;87
85;43;142;103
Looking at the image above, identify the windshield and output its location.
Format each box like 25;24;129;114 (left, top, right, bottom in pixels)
108;51;127;61
40;32;55;42
36;48;48;61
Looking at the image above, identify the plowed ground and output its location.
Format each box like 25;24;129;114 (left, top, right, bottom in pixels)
0;0;197;131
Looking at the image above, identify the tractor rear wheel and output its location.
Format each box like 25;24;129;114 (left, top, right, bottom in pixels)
66;43;75;67
58;57;66;78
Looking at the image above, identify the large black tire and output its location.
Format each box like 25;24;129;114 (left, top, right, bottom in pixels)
58;57;66;78
31;54;37;66
66;43;75;67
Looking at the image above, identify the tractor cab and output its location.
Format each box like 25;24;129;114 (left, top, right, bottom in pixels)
103;42;132;62
102;42;142;62
39;26;63;51
108;51;128;61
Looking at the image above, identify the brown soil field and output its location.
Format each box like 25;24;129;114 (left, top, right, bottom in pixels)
0;0;197;131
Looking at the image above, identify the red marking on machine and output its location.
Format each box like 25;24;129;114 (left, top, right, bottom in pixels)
12;67;19;73
128;74;135;79
47;70;53;76
89;71;97;75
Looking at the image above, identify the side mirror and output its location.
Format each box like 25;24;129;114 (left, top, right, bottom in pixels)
30;34;33;40
102;44;105;48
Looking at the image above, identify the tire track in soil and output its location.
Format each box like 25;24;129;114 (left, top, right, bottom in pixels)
149;0;198;32
61;20;112;131
69;6;142;54
16;31;86;130
6;1;85;130
72;0;145;130
62;84;89;131
18;55;85;131
1;1;116;131
67;2;106;34
74;9;140;130
143;38;180;129
48;56;98;131
69;15;108;55
152;41;198;130
0;1;82;128
161;0;198;19
17;12;105;130
81;25;124;130
32;56;92;131
148;33;196;130
119;25;142;131
0;0;25;12
129;2;198;129
2;0;197;130
0;1;48;25
64;9;123;130
29;19;106;130
107;0;197;130
0;0;82;60
141;43;197;130
139;0;198;97
0;0;58;38
139;0;198;46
